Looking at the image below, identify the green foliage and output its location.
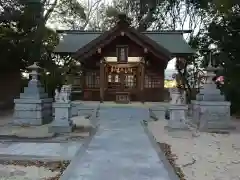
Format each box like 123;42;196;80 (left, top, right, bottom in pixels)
0;0;56;72
207;5;240;113
106;6;119;18
40;70;64;97
56;0;86;20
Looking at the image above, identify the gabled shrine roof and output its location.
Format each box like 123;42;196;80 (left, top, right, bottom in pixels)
54;13;194;61
54;30;194;56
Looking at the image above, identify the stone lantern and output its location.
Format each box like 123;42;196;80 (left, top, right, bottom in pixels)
196;60;224;101
13;62;53;126
191;59;232;131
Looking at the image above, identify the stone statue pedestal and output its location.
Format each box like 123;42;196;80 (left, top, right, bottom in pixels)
192;100;232;131
167;105;188;129
13;63;52;126
49;102;73;133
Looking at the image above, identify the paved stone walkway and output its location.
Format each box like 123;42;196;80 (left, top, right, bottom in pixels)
61;107;173;180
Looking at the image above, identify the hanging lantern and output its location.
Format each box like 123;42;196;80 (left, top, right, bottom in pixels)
97;48;101;54
144;48;148;53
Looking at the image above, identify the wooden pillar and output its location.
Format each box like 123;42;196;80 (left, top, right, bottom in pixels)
137;63;142;96
105;64;108;90
100;58;105;103
140;58;145;103
79;68;85;100
120;70;125;91
81;69;85;89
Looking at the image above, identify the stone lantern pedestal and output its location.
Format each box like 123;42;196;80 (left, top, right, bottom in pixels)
192;101;230;130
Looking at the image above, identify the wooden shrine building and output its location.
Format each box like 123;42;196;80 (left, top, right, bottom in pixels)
54;14;194;103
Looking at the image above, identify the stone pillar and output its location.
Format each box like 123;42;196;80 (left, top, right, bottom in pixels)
49;102;73;133
13;62;53;126
191;60;231;131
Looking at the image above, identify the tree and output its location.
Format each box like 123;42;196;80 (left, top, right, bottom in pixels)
208;6;240;113
0;0;91;104
0;0;55;72
47;0;105;30
185;0;240;112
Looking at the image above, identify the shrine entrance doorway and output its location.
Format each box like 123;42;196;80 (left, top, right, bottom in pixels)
105;63;139;103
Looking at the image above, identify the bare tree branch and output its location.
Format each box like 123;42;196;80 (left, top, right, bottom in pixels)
43;0;58;23
82;0;102;30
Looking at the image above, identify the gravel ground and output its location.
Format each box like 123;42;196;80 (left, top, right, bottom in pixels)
149;120;240;180
0;160;70;180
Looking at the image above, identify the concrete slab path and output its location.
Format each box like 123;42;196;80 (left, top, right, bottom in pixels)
61;107;175;180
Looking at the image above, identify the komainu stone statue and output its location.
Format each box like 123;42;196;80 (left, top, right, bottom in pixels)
55;85;72;103
170;91;179;104
169;73;186;105
169;88;184;105
54;88;60;101
167;73;188;129
50;84;73;133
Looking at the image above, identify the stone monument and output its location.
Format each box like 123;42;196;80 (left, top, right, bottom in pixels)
49;85;73;133
191;60;231;131
13;62;53;125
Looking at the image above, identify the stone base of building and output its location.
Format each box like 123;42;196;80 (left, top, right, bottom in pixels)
13;98;53;126
191;100;233;131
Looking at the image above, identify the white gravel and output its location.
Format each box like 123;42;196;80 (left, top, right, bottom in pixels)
149;120;240;180
0;164;59;180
